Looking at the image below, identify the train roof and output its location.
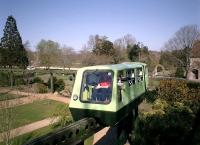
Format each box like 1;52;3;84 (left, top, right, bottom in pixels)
78;62;147;71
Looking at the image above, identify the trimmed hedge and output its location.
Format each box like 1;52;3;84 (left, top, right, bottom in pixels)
48;77;65;92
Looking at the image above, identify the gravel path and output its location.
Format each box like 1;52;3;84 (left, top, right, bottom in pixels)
0;91;70;109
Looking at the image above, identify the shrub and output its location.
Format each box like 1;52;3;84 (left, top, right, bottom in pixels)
0;72;9;86
48;77;65;92
157;79;189;103
157;79;200;113
191;125;200;145
31;77;44;84
14;78;25;86
55;79;65;92
68;75;74;81
175;67;185;78
145;90;157;103
52;105;73;127
187;81;200;89
137;79;200;145
32;83;48;93
132;99;195;145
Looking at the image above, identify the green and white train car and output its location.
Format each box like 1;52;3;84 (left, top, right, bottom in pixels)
69;62;148;126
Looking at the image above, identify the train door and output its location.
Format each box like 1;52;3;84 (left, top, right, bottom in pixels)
117;70;126;102
135;67;145;96
117;69;134;104
130;69;136;99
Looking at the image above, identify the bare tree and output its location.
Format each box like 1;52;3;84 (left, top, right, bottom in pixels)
191;40;200;58
164;25;200;76
79;46;112;66
113;34;137;63
114;34;136;49
23;41;37;66
36;39;61;68
60;46;76;69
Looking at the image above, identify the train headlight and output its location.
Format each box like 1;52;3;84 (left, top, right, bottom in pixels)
73;94;78;101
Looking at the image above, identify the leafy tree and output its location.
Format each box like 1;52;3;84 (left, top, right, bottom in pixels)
82;35;116;65
127;43;141;62
0;46;2;66
91;35;115;56
0;16;29;68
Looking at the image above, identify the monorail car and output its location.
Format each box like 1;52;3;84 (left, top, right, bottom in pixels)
69;62;148;126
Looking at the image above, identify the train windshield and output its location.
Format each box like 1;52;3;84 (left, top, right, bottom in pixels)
81;70;113;104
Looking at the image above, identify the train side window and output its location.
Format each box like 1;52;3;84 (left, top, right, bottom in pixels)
136;68;143;82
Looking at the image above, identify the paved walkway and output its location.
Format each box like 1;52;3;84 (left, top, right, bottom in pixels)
93;127;110;144
93;127;130;145
0;117;59;142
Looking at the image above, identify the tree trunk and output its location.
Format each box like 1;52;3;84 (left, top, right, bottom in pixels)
50;72;54;93
10;70;13;88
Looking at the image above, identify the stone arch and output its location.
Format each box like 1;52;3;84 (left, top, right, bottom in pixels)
187;68;200;80
152;64;165;76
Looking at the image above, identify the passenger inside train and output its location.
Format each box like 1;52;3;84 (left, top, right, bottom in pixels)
81;70;113;104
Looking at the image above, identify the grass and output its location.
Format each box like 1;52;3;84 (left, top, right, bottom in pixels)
0;92;26;101
84;135;94;145
0;123;89;145
0;126;56;145
0;99;69;132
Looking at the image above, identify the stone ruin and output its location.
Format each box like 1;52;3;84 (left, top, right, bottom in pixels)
187;58;200;81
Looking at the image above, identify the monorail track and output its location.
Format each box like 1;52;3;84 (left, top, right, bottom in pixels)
23;118;103;145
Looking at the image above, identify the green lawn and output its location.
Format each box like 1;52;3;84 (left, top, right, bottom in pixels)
0;126;94;145
0;126;55;145
0;93;27;101
0;99;68;132
84;135;94;145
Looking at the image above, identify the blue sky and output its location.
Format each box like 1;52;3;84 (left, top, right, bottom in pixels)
0;0;199;51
